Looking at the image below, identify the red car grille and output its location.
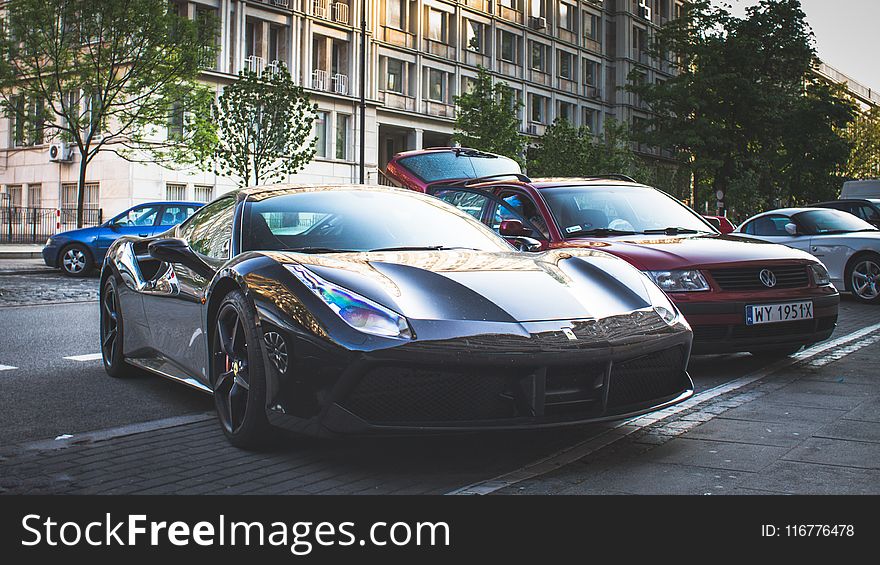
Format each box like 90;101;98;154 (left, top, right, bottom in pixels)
709;265;809;291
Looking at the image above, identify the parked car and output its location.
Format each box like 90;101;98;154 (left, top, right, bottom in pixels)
841;179;880;199
384;147;523;192
703;215;736;234
810;199;880;229
735;207;880;303
100;184;694;448
385;156;839;357
43;201;202;276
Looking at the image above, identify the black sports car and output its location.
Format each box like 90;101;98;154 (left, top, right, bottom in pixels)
100;185;694;447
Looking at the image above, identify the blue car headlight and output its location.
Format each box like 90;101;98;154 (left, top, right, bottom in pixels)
287;265;412;339
646;270;710;292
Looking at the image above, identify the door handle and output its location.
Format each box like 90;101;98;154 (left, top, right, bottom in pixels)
139;233;150;237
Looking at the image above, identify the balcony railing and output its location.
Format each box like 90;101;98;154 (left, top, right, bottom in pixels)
423;38;455;59
266;0;290;8
309;0;349;24
331;2;349;24
379;91;415;111
332;73;348;95
380;26;415;48
312;68;328;90
264;60;284;78
245;55;266;76
423;100;455;118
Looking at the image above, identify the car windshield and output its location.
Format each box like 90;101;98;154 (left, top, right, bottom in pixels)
243;189;511;253
397;151;521;183
794;209;878;234
542;185;714;237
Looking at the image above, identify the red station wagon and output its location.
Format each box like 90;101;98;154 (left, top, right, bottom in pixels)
385;148;839;356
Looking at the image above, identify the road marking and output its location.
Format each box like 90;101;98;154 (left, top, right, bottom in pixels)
64;353;102;362
0;364;17;371
447;321;880;495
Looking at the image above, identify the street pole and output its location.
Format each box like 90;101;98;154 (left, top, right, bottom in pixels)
358;1;366;184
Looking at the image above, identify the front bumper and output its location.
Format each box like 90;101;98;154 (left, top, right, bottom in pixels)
675;292;839;354
42;245;59;267
258;309;694;436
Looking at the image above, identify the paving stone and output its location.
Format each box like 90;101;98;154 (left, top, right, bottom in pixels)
782;437;880;470
814;420;880;444
737;460;880;495
630;437;789;473
685;417;823;448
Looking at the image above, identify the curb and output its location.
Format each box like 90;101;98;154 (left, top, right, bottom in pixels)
0;251;43;259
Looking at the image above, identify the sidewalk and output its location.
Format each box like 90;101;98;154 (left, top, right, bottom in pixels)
0;244;44;260
502;337;880;495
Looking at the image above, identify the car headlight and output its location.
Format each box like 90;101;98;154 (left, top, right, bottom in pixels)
287;265;412;339
646;270;710;292
45;237;53;246
809;263;831;286
641;274;688;328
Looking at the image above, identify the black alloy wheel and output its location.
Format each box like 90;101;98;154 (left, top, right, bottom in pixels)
101;278;128;377
211;290;273;448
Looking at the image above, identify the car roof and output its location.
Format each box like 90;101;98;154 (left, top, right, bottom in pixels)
239;183;410;202
751;207;829;217
135;201;203;206
454;177;647;190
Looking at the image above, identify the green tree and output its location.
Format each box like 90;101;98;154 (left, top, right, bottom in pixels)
629;0;855;214
527;119;594;177
452;66;526;163
199;65;317;188
0;0;216;227
843;106;880;180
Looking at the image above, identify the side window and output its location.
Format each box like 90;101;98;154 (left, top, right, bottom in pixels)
160;205;200;226
497;190;550;239
433;189;491;220
858;205;880;222
113;205;161;227
749;215;791;236
178;198;235;259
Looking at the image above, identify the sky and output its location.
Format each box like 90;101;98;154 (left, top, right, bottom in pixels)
720;0;880;92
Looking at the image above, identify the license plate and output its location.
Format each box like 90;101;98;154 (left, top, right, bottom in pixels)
745;301;814;325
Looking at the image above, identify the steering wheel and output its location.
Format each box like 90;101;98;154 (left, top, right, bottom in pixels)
608;219;635;232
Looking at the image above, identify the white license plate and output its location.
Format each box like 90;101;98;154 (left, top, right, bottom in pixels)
745;301;814;326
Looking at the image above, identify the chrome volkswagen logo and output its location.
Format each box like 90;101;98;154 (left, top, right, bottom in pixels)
759;269;777;288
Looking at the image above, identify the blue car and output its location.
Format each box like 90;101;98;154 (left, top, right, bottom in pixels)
43;201;203;276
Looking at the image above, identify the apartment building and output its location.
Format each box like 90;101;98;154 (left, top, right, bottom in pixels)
0;0;681;222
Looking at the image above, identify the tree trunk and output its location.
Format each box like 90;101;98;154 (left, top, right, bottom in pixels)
76;150;89;229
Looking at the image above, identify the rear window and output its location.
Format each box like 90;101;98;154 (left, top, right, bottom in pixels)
397;151;521;183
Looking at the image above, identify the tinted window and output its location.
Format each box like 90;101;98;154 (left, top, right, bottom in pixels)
858;205;880;222
497;190;550;239
178;198;235;259
793;209;877;235
112;205;161;227
397;151;521;183
243;190;509;253
745;215;792;236
542;185;712;236
160;205;200;226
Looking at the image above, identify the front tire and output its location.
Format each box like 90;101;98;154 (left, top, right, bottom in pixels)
60;243;93;277
101;278;128;377
846;253;880;304
211;290;274;449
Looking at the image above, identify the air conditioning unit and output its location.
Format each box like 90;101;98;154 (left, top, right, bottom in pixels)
529;16;547;30
48;142;73;162
639;5;652;20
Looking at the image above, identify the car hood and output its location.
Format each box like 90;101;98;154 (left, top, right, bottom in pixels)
266;248;656;323
559;234;817;271
52;225;103;240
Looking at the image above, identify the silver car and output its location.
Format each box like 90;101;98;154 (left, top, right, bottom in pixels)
736;208;880;303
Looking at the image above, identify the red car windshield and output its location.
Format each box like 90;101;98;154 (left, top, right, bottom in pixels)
397;151;521;183
542;185;715;237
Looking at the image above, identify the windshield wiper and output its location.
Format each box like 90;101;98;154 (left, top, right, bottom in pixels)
285;247;362;254
368;245;474;252
566;228;637;237
640;227;704;235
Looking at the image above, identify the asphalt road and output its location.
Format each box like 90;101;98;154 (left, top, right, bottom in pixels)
0;287;868;446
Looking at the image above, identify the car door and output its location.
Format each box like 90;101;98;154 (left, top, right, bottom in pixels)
141;197;236;384
740;214;811;252
96;205;163;253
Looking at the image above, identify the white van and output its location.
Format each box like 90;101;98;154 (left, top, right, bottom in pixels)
841;179;880;199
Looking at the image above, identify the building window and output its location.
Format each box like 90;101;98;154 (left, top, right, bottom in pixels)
268;24;289;64
386;58;404;93
582;107;596;132
166;183;187;201
463;76;478;94
465;20;485;53
530;94;547;124
530;41;546;71
168;102;184;140
194;185;214;203
633;26;648;53
499;31;518;64
5;185;22;207
26;184;41;208
558;51;574;79
583;13;600;41
559;3;576;32
315;111;329;158
427;69;446;102
583;59;597;85
386;0;405;29
336;114;350;160
426;8;447;43
10;96;44;147
558;101;575;124
530;0;545;19
61;182;100;211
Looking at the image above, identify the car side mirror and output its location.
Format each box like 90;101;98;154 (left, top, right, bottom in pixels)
148;238;215;279
784;223;799;236
511;236;543;252
499;219;530;237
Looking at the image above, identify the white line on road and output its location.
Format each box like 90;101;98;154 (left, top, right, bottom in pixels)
447;320;880;495
0;364;17;371
64;353;102;362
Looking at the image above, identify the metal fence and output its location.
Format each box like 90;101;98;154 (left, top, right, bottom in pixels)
0;206;103;244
